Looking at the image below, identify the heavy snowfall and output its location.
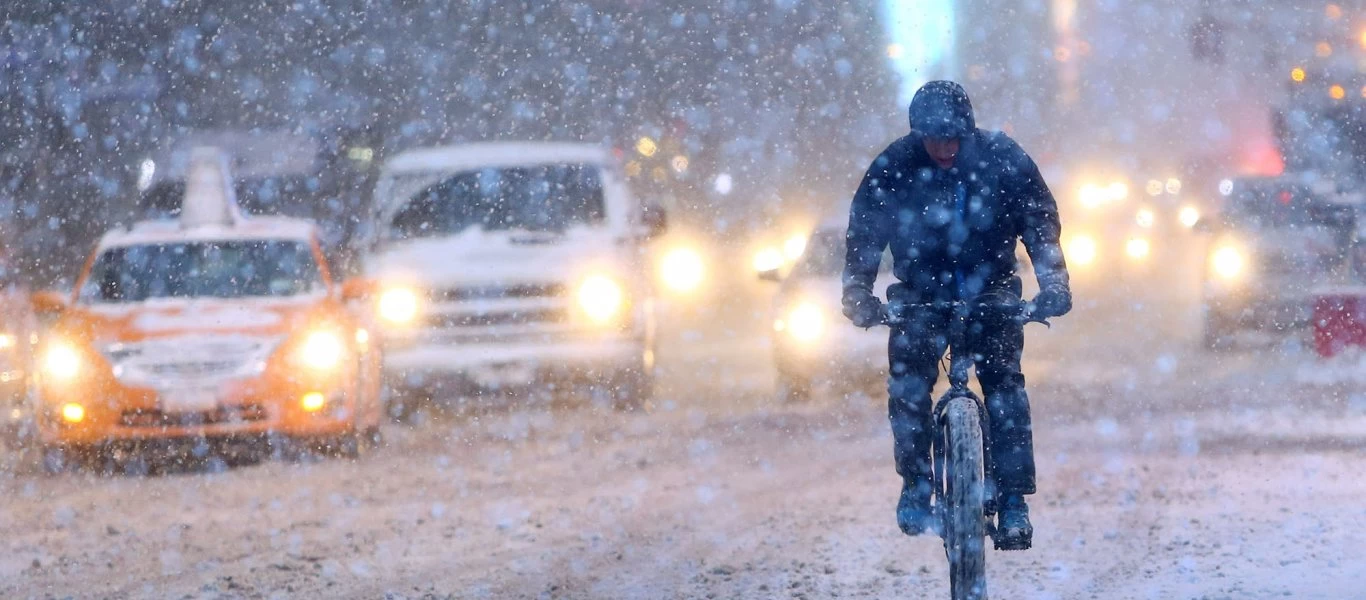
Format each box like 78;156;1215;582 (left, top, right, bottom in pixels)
3;2;1366;599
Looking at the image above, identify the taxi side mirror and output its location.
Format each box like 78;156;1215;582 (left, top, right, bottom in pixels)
31;290;68;316
757;268;782;283
340;279;375;301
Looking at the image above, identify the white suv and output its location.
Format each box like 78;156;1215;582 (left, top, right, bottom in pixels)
766;220;890;402
360;143;663;410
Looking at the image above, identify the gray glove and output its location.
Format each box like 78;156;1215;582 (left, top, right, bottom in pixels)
1032;284;1072;318
842;293;883;328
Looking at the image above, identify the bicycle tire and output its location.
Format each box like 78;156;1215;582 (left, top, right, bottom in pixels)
943;396;988;600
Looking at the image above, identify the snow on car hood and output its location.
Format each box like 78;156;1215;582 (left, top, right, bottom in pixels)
80;295;322;345
367;226;630;287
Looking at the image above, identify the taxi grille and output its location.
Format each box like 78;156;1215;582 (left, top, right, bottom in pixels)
141;359;245;379
120;404;268;429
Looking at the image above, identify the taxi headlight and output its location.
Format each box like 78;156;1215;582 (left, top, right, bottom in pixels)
578;275;625;323
61;402;85;423
786;302;825;343
659;247;705;293
378;287;419;324
1066;234;1098;267
43;343;82;381
299;330;345;370
1211;246;1246;281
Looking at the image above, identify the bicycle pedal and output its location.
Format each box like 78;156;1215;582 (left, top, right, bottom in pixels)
992;532;1032;551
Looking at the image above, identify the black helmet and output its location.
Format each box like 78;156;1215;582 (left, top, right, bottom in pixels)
909;80;975;138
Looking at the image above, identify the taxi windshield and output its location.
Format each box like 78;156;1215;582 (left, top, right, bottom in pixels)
79;240;323;303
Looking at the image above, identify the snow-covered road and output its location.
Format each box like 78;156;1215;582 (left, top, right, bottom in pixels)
4;293;1366;599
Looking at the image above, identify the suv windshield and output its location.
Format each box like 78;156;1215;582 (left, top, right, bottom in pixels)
389;164;605;239
1224;183;1354;230
79;240;323;303
794;229;891;277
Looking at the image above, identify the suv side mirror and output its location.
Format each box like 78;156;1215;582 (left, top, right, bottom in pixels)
340;278;375;301
31;290;68;316
642;204;668;239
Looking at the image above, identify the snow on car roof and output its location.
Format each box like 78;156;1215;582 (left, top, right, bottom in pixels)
98;216;317;250
382;142;613;174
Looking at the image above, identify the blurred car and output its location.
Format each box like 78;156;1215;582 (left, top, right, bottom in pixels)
360;142;664;410
764;219;889;402
30;149;383;471
1057;173;1203;285
1200;175;1355;348
0;276;37;441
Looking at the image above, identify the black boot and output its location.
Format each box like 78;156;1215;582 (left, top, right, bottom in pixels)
994;493;1032;550
896;477;937;536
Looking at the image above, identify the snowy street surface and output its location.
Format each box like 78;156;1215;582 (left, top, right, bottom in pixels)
4;290;1366;599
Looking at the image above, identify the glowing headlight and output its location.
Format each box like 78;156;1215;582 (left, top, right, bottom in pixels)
786;302;825;343
578;275;625;324
1078;184;1106;209
378;287;419;324
659;247;705;293
1211;246;1246;281
783;234;808;261
60;402;85;423
1107;181;1129;201
301;392;327;413
753;247;784;273
1125;237;1151;260
0;333;15;350
1178;206;1200;228
1135;208;1155;229
43;343;82;381
1067;235;1098;267
299;330;345;370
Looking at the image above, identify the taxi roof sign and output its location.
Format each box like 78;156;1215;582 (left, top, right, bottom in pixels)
180;146;244;229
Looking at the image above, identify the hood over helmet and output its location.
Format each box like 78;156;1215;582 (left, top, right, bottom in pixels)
909;80;976;138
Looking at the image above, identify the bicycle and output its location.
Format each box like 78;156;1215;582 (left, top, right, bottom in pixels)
881;299;1048;600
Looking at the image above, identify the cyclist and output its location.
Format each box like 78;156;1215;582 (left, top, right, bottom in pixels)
841;81;1072;548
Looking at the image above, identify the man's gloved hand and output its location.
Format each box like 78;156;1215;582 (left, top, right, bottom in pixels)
1031;284;1072;318
842;293;884;328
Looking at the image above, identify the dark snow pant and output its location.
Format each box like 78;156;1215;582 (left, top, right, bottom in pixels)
887;303;1037;495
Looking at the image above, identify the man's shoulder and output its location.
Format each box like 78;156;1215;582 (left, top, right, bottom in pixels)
867;134;928;172
977;129;1027;158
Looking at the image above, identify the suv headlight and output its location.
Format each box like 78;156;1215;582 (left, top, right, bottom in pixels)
1210;245;1246;281
775;301;825;343
578;275;625;324
659;246;705;293
378;287;420;324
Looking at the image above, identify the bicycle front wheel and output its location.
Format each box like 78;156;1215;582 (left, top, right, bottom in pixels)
942;397;988;600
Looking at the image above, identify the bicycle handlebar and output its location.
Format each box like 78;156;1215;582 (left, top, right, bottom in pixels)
879;300;1051;328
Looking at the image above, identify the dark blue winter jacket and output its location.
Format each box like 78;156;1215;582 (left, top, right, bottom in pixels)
841;130;1069;310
